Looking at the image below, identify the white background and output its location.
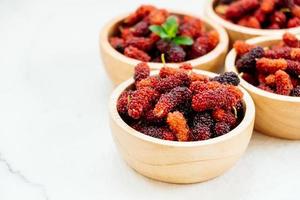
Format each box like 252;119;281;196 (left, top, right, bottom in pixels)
1;0;300;199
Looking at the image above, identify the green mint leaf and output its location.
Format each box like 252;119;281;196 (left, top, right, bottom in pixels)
162;16;178;38
173;36;194;46
149;25;169;39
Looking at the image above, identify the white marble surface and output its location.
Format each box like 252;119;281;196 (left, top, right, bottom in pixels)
1;0;300;199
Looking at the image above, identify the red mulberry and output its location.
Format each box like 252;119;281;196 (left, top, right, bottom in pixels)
136;76;159;89
256;58;288;74
132;123;175;140
264;47;291;59
212;108;237;127
117;90;132;115
124;46;151;62
109;37;125;52
134;62;150;82
147;9;168;25
167;111;190;141
125;36;153;52
237;16;261;29
225;0;259;20
154;87;192;118
192;85;243;112
260;0;275;13
270;11;286;28
156;72;190;93
288;17;300;28
233;40;255;56
275;70;293;95
283;32;300;48
179;16;203;39
128;87;157;119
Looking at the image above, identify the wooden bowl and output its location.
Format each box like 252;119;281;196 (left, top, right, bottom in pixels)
206;0;300;43
109;70;255;184
100;11;229;85
225;35;300;139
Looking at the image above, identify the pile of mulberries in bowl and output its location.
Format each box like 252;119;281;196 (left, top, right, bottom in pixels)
214;0;300;29
109;5;219;63
234;32;300;96
117;62;244;141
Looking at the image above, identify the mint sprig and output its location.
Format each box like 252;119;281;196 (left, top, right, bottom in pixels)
149;16;194;46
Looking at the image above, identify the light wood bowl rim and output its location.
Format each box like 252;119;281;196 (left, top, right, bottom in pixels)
225;34;300;103
109;69;255;147
206;0;300;36
100;10;229;69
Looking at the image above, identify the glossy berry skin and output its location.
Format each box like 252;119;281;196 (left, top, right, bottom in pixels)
132;21;150;37
167;111;190;141
283;32;300;48
134;62;150;82
225;0;259;20
154;87;192;118
212;72;240;86
236;46;264;73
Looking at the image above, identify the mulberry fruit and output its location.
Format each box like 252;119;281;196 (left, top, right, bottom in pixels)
270;11;286;28
134;62;150;82
136;76;159;89
124;5;156;25
124;46;151;62
191;125;211;141
214;122;231;136
132;123;175;140
154;87;192;118
156;39;170;53
192;112;215;128
275;70;293;95
256;58;288;74
260;0;275;13
128;87;157;119
179;16;203;39
125;36;153;51
167;111;190;141
291;86;300;96
236;46;264;72
192;85;243;112
237;16;261;29
212;108;237;127
283;32;300;48
286;60;300;76
132;21;150;37
166;44;186;63
117;90;132;115
148;9;168;25
225;0;259;20
258;83;274;93
288;17;300;28
212;72;240;86
264;47;291;59
233;40;255;56
109;37;125;52
156;72;190;93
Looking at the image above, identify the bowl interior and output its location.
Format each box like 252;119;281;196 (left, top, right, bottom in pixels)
102;10;228;69
109;69;255;147
208;0;300;36
226;35;300;103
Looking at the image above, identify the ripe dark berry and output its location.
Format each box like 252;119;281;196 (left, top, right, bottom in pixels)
117;90;132;115
154;87;192;118
109;37;125;52
132;21;150;37
156;39;170;53
166;44;186;63
214;122;231;136
134;62;150;82
291;86;300;96
236;46;264;73
212;72;240;86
